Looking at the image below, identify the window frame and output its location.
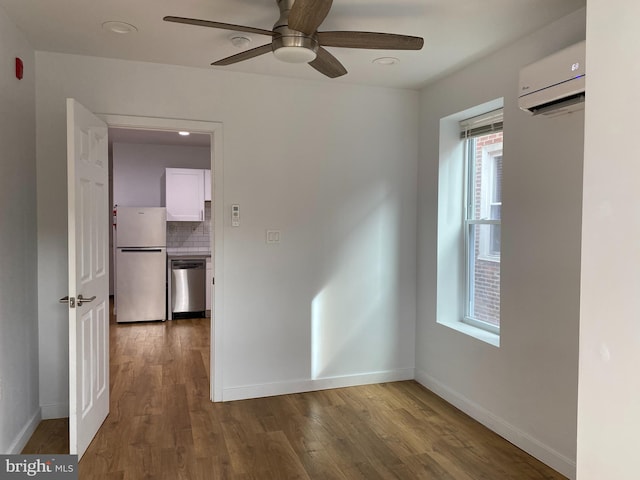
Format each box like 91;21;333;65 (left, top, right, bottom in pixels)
479;144;502;261
462;128;502;335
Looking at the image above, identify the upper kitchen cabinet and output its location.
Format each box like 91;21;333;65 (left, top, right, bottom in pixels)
166;168;204;221
204;169;211;202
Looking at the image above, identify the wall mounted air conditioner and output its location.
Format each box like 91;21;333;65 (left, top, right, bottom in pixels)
518;40;585;117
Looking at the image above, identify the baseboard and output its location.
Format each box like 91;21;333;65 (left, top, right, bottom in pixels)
415;369;576;480
222;368;415;402
40;403;68;420
7;408;41;454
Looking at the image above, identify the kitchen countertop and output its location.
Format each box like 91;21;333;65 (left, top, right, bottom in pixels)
167;252;211;259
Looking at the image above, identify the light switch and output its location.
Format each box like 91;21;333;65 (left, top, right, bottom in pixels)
266;230;281;244
231;204;240;227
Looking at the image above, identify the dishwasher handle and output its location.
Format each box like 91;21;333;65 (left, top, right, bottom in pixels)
171;260;205;269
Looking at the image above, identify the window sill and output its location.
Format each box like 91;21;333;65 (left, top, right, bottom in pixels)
477;254;501;263
437;320;500;347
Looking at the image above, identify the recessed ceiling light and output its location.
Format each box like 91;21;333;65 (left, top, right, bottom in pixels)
373;57;400;66
178;131;190;136
102;21;138;35
230;35;251;49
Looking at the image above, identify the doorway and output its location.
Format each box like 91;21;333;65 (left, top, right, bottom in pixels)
101;114;224;402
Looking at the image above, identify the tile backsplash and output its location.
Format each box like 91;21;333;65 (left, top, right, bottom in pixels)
167;203;211;253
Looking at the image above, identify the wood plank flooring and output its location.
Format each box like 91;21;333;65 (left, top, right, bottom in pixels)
21;418;69;455
24;316;567;479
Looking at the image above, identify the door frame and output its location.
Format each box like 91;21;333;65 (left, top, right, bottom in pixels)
100;114;224;402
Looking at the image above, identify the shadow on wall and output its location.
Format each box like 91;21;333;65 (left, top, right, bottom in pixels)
311;185;405;379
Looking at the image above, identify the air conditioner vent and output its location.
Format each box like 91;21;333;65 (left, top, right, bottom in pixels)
529;92;585;116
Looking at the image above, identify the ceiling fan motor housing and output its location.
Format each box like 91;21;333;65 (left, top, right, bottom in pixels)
273;0;318;63
272;33;318;63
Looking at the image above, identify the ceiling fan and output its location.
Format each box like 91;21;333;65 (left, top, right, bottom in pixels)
164;0;424;78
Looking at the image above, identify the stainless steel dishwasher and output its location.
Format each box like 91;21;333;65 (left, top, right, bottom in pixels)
170;258;206;317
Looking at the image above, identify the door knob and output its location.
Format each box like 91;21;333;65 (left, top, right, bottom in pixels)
77;294;96;307
59;296;76;308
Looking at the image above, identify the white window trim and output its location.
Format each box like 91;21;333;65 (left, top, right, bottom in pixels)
445;317;500;346
463;314;500;335
478;143;503;262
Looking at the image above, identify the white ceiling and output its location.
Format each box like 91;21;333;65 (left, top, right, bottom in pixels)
0;0;585;89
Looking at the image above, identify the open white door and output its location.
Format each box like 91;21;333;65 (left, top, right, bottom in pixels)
65;99;109;458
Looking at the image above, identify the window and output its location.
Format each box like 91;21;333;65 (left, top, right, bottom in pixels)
461;110;503;333
436;99;502;346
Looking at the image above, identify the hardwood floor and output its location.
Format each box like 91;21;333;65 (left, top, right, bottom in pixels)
24;316;566;479
21;418;69;455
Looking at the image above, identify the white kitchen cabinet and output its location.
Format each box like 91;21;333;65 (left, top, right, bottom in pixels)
206;257;212;316
165;168;204;221
204;169;211;202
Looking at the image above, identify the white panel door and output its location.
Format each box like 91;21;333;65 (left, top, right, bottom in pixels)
66;99;109;458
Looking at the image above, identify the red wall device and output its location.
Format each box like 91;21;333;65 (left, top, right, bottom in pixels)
15;57;23;80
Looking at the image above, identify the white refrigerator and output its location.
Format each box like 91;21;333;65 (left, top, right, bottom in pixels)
115;207;167;323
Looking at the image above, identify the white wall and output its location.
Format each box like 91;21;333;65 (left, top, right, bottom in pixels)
577;1;640;478
416;8;586;478
0;6;40;453
35;53;418;410
112;142;209;207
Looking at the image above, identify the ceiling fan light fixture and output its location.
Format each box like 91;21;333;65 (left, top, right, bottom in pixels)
272;35;319;64
273;46;317;63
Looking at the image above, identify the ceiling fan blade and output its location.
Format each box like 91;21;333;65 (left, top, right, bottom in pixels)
309;47;347;78
318;31;424;50
288;0;333;35
212;44;273;66
163;16;275;37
